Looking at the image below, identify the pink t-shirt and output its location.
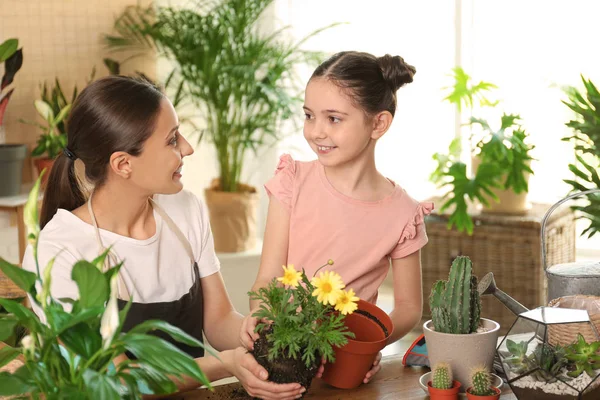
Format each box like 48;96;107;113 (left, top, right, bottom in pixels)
264;154;434;304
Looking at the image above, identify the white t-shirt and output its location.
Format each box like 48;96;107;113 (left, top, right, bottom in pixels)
22;190;220;318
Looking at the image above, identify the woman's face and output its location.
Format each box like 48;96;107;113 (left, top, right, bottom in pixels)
129;97;194;194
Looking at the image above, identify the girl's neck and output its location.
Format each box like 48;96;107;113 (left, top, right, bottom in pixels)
85;181;156;240
323;147;394;202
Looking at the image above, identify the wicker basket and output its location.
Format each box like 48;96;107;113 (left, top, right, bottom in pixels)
422;200;576;335
547;295;600;347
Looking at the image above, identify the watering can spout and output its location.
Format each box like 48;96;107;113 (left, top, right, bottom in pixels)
478;272;529;316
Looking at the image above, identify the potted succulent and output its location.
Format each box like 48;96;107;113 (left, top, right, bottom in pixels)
562;75;600;238
423;256;500;391
431;67;535;234
247;262;357;395
427;362;462;400
0;38;26;197
0;172;211;399
105;0;333;252
466;366;501;400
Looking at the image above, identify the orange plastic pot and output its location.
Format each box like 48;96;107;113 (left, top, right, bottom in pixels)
428;380;461;400
321;299;393;389
466;386;501;400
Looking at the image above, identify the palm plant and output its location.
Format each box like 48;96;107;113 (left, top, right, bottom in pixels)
105;0;331;192
562;75;600;237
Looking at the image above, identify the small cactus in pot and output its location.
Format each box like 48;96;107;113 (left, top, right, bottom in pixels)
427;362;461;400
466;366;500;399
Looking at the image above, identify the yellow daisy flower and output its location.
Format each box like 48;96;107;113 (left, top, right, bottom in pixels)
334;289;360;315
311;270;345;305
277;264;302;287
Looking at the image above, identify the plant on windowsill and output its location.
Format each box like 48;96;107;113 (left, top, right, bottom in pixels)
562;75;600;238
0;172;211;399
431;67;535;235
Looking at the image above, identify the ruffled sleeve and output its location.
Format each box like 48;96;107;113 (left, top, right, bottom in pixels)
389;201;434;259
264;154;296;211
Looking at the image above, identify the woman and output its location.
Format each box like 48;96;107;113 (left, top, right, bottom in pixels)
22;76;309;400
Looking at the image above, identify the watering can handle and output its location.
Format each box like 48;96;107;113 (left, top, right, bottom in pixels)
541;189;600;270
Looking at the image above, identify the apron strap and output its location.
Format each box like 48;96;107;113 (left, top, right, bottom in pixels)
87;193;197;301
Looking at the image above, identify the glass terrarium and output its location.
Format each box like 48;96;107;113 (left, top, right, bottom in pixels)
497;307;600;400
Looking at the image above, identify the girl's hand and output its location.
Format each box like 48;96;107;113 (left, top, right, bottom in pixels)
363;352;382;383
240;309;261;349
224;347;306;400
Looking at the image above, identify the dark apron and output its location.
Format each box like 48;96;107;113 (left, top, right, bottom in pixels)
88;194;204;358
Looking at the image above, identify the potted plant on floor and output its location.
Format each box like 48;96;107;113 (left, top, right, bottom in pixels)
423;256;500;391
562;75;600;238
427;362;462;400
431;68;535;234
247;262;356;395
105;0;334;252
0;38;26;197
466;367;501;400
0;172;211;399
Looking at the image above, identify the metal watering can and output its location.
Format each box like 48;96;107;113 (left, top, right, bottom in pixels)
541;189;600;303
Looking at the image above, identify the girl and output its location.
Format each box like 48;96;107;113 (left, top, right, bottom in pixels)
242;51;433;383
22;76;312;400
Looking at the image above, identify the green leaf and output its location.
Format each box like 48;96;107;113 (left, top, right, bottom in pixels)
54;104;72;126
83;369;121;400
0;372;35;396
122;334;210;388
0;298;41;332
0;259;36;294
126;320;205;348
127;364;178;394
59;322;103;359
0;38;18;62
72;261;109;309
0;345;20;369
0;317;19;342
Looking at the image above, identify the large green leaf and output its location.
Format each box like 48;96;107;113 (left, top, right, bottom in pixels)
126;320;203;347
83;369;121;400
127;364;178;394
0;298;41;332
0;372;35;396
59;322;103;359
0;259;37;294
0;317;18;342
72;261;109;309
0;39;18;62
122;334;209;387
0;345;20;369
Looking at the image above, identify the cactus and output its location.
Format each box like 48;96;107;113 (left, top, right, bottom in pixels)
469;366;495;396
432;362;453;389
429;256;482;334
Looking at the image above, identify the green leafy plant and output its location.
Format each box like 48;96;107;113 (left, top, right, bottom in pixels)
429;256;481;334
432;67;535;234
247;263;356;369
564;333;600;378
469;366;495;396
0;38;23;126
0;172;211;399
562;76;600;238
431;362;453;389
503;339;569;382
23;99;71;159
105;0;334;192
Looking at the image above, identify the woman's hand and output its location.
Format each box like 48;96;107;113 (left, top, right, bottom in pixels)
363;352;382;384
224;347;306;400
240;308;262;349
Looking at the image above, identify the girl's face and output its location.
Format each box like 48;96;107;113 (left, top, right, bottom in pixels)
130;97;194;194
303;77;374;168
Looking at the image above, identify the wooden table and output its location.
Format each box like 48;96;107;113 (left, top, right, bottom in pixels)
179;355;516;399
0;345;516;399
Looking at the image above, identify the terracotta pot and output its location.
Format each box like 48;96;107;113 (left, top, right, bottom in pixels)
321;299;393;389
204;178;259;253
466;386;501;400
33;157;55;188
423;319;500;393
471;156;531;214
427;380;462;400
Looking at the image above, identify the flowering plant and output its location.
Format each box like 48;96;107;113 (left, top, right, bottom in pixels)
0;173;211;399
248;261;358;369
